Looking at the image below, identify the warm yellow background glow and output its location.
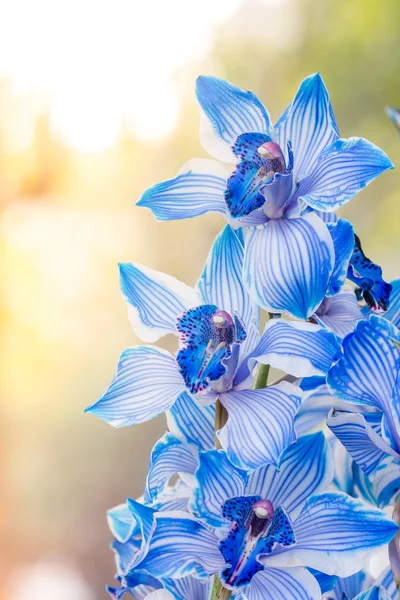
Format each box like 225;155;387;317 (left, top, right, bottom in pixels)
1;0;400;597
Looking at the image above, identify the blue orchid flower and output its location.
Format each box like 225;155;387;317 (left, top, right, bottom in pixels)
137;73;393;319
327;315;400;507
324;566;397;600
123;432;397;599
86;225;342;470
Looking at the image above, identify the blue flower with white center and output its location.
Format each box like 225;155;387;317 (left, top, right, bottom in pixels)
327;315;400;506
86;225;342;470
137;73;393;319
123;433;398;599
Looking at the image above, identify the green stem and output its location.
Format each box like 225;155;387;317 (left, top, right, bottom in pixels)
254;363;270;389
214;398;228;449
211;575;232;600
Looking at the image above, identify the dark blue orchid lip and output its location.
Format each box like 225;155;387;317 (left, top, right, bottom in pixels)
219;495;295;589
348;234;392;311
176;304;247;394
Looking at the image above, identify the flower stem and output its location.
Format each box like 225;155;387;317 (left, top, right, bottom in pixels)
214;398;228;448
254;363;270;389
211;575;232;600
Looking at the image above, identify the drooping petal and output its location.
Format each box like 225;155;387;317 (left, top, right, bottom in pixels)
295;382;347;436
327;315;400;449
384;279;400;328
243;212;334;320
85;347;185;426
144;434;198;504
235;318;341;386
137;512;224;579
325;219;355;296
273;492;399;577
196;76;273;161
295;137;393;212
119;263;201;342
196;224;259;335
166;392;215;452
348;234;392;312
327;409;399;476
353;586;393;600
314;289;364;339
190;449;248;528
275;73;339;182
239;567;322;600
137;158;229;220
218;382;302;470
246;432;334;520
107;503;138;543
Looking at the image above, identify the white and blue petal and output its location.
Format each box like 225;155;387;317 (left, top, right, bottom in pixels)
246;432;334;520
145;434;198;505
353;586;393;600
385;279;400;328
196;224;259;335
326;219;355;296
271;492;399;577
218;382;302;470
196;75;273;162
108;503;138;543
327;409;399;476
235;318;341;385
190;449;248;528
238;567;322;600
119;263;200;342
294;138;393;212
275;73;339;182
314;289;364;339
243;212;334;320
85;346;185;426
376;566;397;600
137;512;224;579
162;576;212;600
137;158;230;220
166;392;215;452
327;315;400;448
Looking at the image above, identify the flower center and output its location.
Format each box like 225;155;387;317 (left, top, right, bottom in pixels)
176;305;246;394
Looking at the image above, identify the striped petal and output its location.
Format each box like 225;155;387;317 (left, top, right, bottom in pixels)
353;586;393;600
246;432;334;520
119;263;200;342
138;512;224;579
376;566;397;600
327;571;372;600
144;434;198;504
196;76;272;162
295;138;393;212
327;315;400;449
275;73;339;182
385;279;400;328
162;577;212;600
85;347;185;426
327;409;399;476
137;158;229;220
238;567;321;600
274;492;399;577
107;503;138;543
235;318;341;386
190;449;248;528
218;382;302;470
196;224;259;335
166;392;215;452
314;289;364;339
326;219;355;296
243;212;334;320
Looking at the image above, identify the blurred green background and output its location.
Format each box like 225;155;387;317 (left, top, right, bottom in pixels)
1;0;399;597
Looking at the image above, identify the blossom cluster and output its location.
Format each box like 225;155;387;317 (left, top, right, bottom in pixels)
86;73;400;600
